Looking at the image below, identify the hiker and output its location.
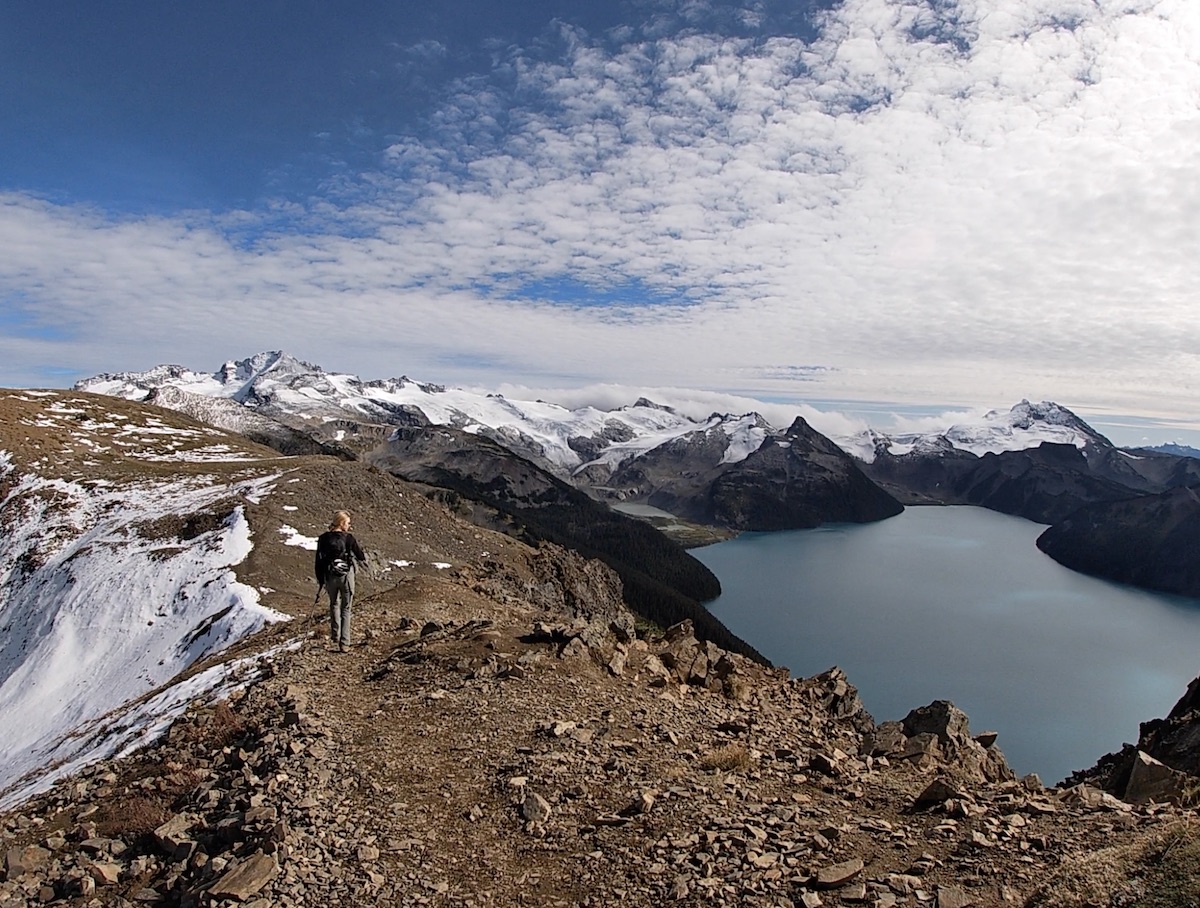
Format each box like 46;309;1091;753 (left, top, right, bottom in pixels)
314;510;367;652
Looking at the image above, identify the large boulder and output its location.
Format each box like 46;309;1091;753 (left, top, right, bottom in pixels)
866;700;1014;783
1122;751;1192;805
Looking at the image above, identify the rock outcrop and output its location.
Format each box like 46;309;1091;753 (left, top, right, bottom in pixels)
867;701;1014;785
1071;674;1200;805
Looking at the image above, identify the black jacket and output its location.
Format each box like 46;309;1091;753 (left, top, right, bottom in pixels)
314;530;366;585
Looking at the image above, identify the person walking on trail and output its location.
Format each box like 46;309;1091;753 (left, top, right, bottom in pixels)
315;510;367;652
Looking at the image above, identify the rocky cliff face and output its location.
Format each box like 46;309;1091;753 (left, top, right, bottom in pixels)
861;443;1137;524
1035;486;1200;598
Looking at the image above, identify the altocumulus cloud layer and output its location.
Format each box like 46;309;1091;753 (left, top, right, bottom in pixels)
2;0;1198;423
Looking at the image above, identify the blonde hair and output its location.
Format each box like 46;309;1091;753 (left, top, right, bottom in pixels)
329;510;352;531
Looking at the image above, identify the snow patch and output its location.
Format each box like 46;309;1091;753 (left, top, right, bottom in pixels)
718;416;768;465
278;525;318;550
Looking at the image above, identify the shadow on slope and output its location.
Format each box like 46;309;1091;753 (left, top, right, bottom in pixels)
362;426;767;664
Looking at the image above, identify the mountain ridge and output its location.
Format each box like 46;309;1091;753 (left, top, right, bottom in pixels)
76;356;1116;473
840;400;1109;465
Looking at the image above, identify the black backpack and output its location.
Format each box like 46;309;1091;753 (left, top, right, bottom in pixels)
327;533;353;577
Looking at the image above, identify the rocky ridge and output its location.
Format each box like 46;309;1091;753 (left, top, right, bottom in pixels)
1070;676;1200;808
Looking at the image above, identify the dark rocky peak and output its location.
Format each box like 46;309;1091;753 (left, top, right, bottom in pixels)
628;397;678;414
711;420;904;531
784;415;813;434
1168;676;1200;721
779;416;849;456
362;376;446;395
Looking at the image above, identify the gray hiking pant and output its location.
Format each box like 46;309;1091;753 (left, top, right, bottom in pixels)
326;569;355;646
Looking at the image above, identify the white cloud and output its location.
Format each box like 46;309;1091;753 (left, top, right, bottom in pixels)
2;0;1199;433
492;380;870;434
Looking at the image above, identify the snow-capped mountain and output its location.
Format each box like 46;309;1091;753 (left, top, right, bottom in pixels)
841;400;1112;464
82;354;1125;476
81;354;1157;526
78;352;772;480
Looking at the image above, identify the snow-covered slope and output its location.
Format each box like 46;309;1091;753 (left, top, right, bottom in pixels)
79;352;767;477
0;390;291;807
840;401;1111;464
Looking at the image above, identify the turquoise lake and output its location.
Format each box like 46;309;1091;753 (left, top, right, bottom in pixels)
692;505;1200;784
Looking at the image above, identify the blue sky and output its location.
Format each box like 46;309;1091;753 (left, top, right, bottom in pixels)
2;0;1199;443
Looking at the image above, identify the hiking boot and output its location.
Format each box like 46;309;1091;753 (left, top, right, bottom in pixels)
338;642;347;653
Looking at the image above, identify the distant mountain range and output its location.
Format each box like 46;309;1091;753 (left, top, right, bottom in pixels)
1136;442;1200;459
80;352;1112;471
78;351;903;532
79;351;755;476
78;351;1200;598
